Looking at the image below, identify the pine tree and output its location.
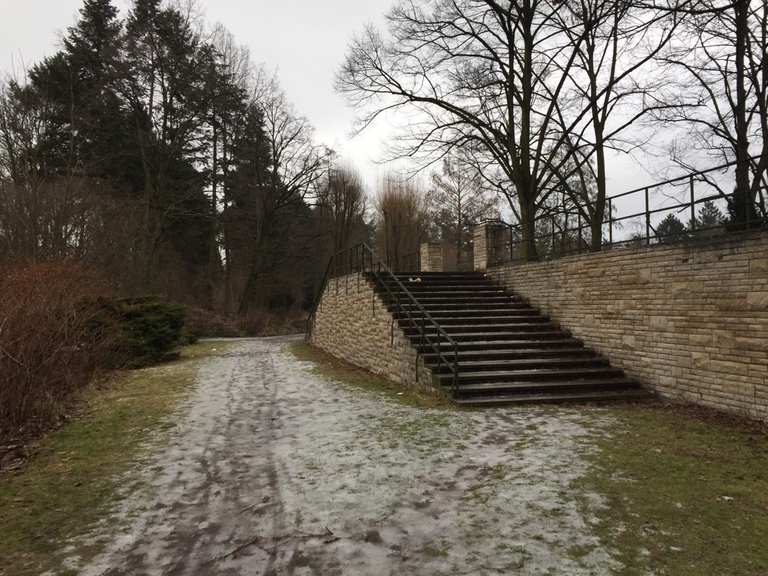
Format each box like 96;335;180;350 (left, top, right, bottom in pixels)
27;0;128;180
657;213;688;243
696;200;726;228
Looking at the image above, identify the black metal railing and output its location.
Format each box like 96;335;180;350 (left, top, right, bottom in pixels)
306;242;460;393
489;159;768;265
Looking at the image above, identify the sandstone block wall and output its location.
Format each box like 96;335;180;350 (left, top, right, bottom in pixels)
486;231;768;421
308;272;435;391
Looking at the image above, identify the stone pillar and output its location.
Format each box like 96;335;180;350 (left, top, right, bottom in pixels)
441;243;458;272
492;225;511;266
421;241;462;272
473;221;509;270
473;223;491;270
420;242;444;272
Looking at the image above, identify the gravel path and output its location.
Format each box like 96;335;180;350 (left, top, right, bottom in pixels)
61;336;619;576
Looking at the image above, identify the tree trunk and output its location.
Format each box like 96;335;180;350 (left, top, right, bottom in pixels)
591;142;607;251
733;0;754;225
520;197;539;261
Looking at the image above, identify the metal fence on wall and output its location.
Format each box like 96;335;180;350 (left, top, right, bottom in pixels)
489;159;768;265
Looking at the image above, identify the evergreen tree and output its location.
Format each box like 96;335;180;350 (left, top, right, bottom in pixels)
28;0;129;180
657;213;688;244
695;200;726;228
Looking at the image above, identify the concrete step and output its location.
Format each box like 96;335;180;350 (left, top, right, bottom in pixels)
393;301;532;312
403;318;557;336
394;308;541;319
390;272;486;280
382;280;495;289
397;315;550;326
421;347;594;363
449;376;638;395
438;366;624;384
399;296;519;306
453;387;652;406
412;331;573;344
428;356;609;373
415;339;585;353
385;290;509;300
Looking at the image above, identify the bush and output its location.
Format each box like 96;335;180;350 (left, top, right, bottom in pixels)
0;262;115;438
99;297;187;368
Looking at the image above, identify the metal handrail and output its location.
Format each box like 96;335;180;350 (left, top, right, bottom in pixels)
306;242;460;394
489;158;768;263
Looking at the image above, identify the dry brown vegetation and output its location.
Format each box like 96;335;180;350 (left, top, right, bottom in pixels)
0;262;115;439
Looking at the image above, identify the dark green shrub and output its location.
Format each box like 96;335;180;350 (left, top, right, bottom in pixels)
656;213;688;244
97;297;187;368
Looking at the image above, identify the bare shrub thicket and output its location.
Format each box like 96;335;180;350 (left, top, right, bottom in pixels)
375;177;429;270
0;263;116;438
237;309;308;337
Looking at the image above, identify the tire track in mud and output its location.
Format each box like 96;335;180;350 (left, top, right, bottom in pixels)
259;340;288;576
59;340;294;576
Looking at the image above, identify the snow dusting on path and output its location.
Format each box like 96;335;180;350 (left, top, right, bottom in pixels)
60;336;620;575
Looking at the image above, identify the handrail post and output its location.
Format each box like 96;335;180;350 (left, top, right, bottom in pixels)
645;187;651;245
453;344;458;394
608;198;613;246
551;215;556;256
689;175;696;231
509;224;514;261
577;213;583;252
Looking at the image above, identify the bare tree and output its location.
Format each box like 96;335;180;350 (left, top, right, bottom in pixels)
235;77;328;314
316;160;368;255
375;176;428;269
658;0;768;223
338;0;595;261
428;152;498;267
554;0;681;249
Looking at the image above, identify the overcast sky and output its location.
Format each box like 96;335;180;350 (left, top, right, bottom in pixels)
0;0;674;217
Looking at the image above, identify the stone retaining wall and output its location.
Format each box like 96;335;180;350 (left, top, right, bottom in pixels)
486;231;768;421
308;272;435;390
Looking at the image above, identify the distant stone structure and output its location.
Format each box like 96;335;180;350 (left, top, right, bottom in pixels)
420;242;458;272
473;221;511;270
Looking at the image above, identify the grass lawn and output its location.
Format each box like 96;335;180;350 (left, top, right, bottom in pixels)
581;403;768;576
0;341;230;576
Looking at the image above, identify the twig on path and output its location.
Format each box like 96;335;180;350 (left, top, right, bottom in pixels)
293;526;341;544
321;526;341;544
206;535;267;564
207;526;342;564
238;501;276;515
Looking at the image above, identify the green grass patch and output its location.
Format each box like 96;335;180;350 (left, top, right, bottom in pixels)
288;341;454;410
0;340;231;576
580;403;768;576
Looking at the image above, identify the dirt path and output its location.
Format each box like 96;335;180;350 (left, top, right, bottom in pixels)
59;336;619;576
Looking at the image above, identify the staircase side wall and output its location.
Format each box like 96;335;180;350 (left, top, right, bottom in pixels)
486;231;768;422
309;272;436;391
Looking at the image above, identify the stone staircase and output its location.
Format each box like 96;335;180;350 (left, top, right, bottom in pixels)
371;271;651;406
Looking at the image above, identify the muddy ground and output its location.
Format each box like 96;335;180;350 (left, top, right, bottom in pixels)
56;336;621;576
